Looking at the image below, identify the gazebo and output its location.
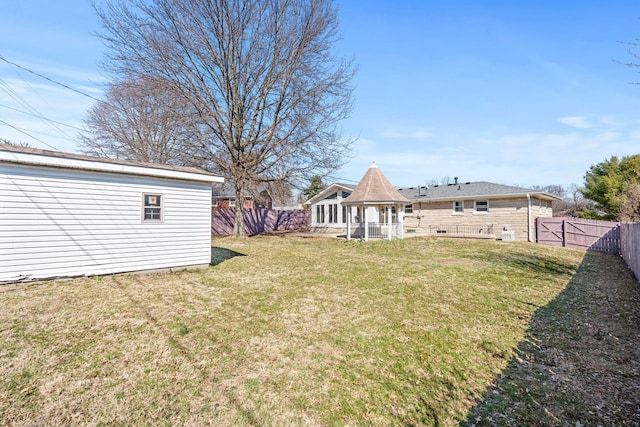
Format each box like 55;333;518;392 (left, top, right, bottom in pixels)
342;162;411;241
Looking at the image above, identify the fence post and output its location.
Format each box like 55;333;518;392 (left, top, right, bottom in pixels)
561;218;566;248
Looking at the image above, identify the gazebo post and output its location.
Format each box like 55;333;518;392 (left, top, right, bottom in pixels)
387;206;392;240
398;205;404;239
346;207;351;240
364;205;369;242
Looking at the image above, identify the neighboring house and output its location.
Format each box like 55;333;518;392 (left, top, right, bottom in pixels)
211;182;273;210
306;175;560;242
0;144;223;283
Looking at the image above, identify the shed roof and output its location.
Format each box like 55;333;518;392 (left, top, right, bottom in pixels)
0;144;224;184
342;162;411;205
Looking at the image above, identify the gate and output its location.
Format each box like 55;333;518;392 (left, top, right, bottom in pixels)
536;217;620;254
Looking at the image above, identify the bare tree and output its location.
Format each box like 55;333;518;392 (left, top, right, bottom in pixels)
95;0;356;237
619;182;640;222
79;77;195;165
0;139;32;148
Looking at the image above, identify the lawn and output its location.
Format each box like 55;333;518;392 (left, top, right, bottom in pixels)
1;236;638;426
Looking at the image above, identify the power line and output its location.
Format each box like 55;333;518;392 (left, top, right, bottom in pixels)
0;54;102;102
0;103;85;132
0;119;60;151
0;76;77;141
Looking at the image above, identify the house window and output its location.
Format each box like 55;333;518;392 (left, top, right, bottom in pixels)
453;201;464;215
405;204;413;214
328;204;338;223
316;205;325;223
474;200;489;213
229;198;236;207
143;194;163;221
212;198;219;207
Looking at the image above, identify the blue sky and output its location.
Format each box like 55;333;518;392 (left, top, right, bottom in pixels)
1;1;640;189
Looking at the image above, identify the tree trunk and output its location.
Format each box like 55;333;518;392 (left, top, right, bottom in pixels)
232;183;246;238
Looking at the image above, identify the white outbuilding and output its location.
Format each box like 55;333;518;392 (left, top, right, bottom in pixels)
0;144;224;283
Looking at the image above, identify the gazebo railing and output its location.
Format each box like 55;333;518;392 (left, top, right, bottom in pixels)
349;222;400;239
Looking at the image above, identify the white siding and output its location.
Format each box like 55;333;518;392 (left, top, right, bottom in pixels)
1;163;213;282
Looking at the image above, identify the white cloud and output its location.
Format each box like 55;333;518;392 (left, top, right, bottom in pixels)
558;116;592;129
381;129;432;140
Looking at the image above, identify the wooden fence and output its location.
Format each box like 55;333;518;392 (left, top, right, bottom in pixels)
212;208;310;236
536;217;620;254
536;217;640;282
620;223;640;281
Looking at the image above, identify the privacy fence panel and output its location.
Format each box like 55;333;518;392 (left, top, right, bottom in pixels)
212;208;310;236
536;217;565;247
536;217;620;254
620;223;640;281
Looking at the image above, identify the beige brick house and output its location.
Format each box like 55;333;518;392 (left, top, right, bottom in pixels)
307;177;560;242
398;178;560;242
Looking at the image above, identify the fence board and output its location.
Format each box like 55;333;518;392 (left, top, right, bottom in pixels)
537;217;620;254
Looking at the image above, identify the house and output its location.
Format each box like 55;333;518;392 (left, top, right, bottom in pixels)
0;144;224;283
211;182;273;210
306;174;560;242
305;182;355;232
399;178;560;242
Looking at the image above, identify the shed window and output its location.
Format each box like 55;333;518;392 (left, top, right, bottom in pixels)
453;201;464;214
143;194;163;221
474;200;489;213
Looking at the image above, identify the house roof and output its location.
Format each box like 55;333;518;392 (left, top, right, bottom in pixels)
342;162;411;205
397;181;561;202
304;182;355;205
0;143;224;184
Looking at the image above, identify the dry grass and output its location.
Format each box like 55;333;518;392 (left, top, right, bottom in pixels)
0;236;638;426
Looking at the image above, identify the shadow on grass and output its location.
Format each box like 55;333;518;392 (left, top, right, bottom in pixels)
462;251;640;426
210;246;246;266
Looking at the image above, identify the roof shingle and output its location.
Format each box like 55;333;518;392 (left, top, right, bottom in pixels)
342;163;411;205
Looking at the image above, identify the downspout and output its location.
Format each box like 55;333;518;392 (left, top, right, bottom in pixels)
526;193;533;242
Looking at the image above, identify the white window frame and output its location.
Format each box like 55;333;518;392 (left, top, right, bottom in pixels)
142;193;164;222
474;200;489;214
453;201;464;215
229;198;236;207
316;204;325;224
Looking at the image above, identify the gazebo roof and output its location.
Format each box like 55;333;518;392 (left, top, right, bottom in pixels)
342;162;411;205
